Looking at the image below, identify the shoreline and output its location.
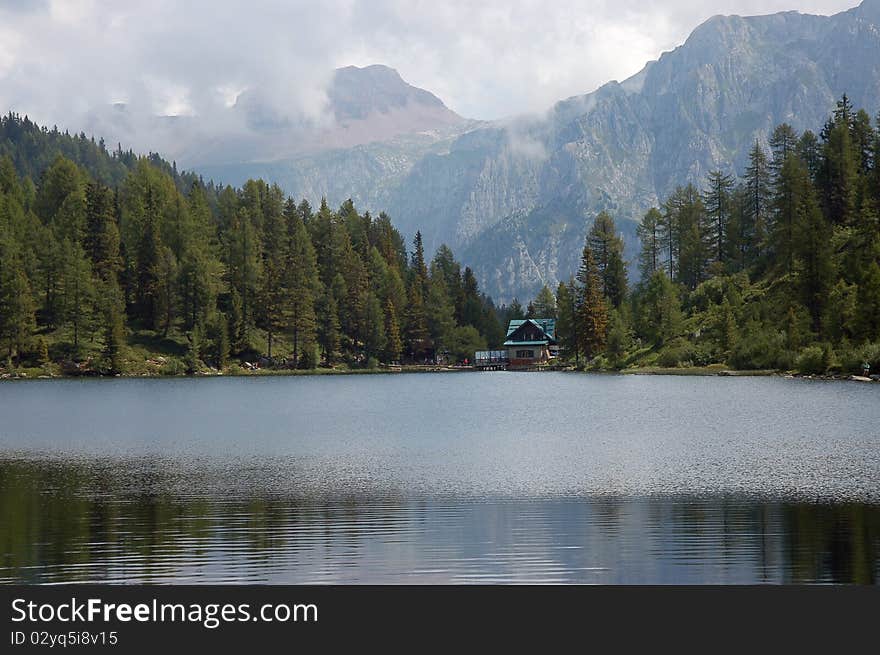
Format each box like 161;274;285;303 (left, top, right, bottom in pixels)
1;364;877;382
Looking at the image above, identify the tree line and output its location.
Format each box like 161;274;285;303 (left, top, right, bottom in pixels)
0;114;508;373
527;96;880;374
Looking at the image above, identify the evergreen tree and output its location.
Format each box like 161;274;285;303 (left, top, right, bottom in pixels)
286;208;319;367
636;270;682;346
818;108;858;227
226;208;260;350
404;279;430;360
555;280;579;365
426;277;455;355
362;293;386;364
258;186;288;358
0;248;36;363
793;175;833;334
507;298;524;320
135;188;162;326
703;170;735;264
100;279;126;374
771;155;808;274
531;285;557;318
588;211;628;307
744;140;772;264
60;240;95;351
769;123;798;176
637;207;663;279
383;299;403;363
316;285;341;365
575;245;608;360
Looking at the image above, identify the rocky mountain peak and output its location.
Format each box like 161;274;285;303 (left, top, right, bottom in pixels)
329;65;453;121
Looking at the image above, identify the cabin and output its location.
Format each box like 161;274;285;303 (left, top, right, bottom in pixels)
503;318;558;369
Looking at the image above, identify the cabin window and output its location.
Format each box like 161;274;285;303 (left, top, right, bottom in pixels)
516;349;534;359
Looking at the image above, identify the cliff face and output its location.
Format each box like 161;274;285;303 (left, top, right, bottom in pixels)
430;1;880;301
198;2;880;302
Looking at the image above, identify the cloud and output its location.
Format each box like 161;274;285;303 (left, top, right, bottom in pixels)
0;0;858;164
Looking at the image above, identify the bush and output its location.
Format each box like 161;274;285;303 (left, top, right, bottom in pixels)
365;356;379;370
795;345;826;375
728;327;791;370
298;348;317;370
159;357;187;376
656;339;712;368
839;342;880;375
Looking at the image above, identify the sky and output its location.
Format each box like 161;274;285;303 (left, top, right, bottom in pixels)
0;0;859;157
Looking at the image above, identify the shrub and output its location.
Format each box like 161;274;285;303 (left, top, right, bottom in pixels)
159;357;187;376
656;339;709;367
365;356;380;370
298;348;317;370
729;327;791;370
795;345;826;375
839;342;880;375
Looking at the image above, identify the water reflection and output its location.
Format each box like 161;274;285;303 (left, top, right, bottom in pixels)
1;458;877;584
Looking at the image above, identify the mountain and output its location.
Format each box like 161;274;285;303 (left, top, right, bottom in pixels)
195;65;478;210
199;1;880;302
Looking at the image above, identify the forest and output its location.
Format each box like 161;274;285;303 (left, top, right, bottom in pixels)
545;95;880;376
0;95;879;377
0;113;506;375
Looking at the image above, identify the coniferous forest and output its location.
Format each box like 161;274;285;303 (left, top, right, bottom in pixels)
0;113;505;375
549;96;880;376
1;95;879;377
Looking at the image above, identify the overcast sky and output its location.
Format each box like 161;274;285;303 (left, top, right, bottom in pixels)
0;0;859;151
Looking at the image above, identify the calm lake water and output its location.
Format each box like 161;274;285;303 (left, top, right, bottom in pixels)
1;372;878;584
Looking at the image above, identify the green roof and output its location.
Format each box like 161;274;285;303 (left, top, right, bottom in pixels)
505;318;556;338
504;318;557;346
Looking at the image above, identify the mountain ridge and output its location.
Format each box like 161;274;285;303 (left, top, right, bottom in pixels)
78;1;880;302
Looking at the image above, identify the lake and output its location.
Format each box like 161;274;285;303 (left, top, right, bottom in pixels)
1;372;878;584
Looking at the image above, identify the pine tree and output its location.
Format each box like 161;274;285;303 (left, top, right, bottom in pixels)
383;299;403;363
771;156;808;275
793;176;833;334
362;293;386;364
507;298;524;320
605;308;631;368
316;286;341;365
60;239;95;351
410;230;429;294
404;279;430;361
286;208;318;367
798;131;821;180
744;140;772;264
0;252;36;364
637;207;663;279
575;245;608;361
226;208;260;350
703;170;735;264
100;279;127;374
155;246;177;337
819;111;858;227
531;285;557;318
135;188;162;327
670;184;708;289
636;270;682;346
555;280;579;365
427;277;455;354
84;182;122;282
588;211;627;307
769;124;798;176
258;187;288;359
